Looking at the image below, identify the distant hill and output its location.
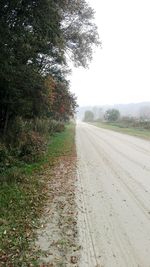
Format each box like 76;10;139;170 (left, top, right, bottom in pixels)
77;102;150;120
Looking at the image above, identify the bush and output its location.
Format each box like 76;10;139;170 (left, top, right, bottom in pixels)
19;131;47;163
48;120;65;134
4;117;29;147
1;117;65;165
5;117;50;144
32;118;49;136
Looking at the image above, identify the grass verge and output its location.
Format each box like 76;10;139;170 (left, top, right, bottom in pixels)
92;122;150;140
0;122;75;266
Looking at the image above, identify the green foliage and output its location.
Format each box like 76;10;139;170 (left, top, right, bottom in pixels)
0;0;99;175
104;109;120;122
83;110;94;122
61;0;100;67
0;0;99;135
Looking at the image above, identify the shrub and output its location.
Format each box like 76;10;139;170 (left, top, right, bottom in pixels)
48;120;65;134
1;117;65;165
4;117;31;147
32;118;49;136
19;131;47;163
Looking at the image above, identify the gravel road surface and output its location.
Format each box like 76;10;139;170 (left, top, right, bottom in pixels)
76;122;150;267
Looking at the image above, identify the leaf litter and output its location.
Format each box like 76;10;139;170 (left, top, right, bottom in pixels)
35;156;80;266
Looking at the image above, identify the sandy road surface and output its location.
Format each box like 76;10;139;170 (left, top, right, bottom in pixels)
76;122;150;267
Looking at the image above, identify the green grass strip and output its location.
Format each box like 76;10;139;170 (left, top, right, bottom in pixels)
92;122;150;140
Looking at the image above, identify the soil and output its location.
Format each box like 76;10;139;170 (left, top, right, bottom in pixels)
35;156;80;267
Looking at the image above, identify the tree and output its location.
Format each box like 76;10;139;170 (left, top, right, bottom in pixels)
61;0;100;67
83;110;94;122
0;0;99;134
46;77;78;121
104;109;120;122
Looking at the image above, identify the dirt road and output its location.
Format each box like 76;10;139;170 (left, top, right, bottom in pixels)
76;122;150;267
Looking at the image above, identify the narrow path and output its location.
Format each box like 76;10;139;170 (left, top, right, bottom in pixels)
76;122;150;267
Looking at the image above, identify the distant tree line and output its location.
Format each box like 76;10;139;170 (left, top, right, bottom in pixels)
83;107;150;131
82;104;150;123
83;108;120;122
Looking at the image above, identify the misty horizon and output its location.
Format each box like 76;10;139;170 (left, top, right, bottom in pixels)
78;101;150;108
77;101;150;120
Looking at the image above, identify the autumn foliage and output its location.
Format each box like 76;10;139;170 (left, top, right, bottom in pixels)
0;0;99;163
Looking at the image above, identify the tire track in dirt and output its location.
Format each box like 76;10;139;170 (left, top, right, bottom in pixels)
86;128;150;220
76;122;150;267
89;126;150;172
90;124;150;156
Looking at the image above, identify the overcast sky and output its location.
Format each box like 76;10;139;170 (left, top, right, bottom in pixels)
70;0;150;107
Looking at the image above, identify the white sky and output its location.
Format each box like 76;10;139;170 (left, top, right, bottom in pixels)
70;0;150;107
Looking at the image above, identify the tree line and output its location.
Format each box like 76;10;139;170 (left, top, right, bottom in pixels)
0;0;99;165
83;108;150;130
83;109;120;122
